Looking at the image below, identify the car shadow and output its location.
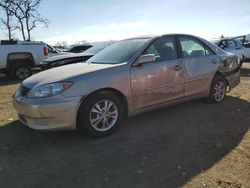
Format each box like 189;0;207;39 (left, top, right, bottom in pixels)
0;74;20;86
0;70;40;86
240;67;250;77
0;96;249;188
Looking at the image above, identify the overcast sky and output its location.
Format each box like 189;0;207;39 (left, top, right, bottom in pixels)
0;0;250;44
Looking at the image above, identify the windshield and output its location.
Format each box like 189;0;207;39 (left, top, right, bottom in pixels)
86;38;150;64
83;43;113;54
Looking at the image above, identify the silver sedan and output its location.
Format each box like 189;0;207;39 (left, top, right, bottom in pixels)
13;34;240;137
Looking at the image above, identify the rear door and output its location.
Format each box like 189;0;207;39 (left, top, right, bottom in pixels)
130;36;185;111
178;35;220;98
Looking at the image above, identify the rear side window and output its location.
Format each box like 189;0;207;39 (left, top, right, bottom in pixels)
179;36;213;58
143;36;177;62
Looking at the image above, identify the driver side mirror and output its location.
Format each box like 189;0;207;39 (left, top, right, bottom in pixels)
136;54;156;66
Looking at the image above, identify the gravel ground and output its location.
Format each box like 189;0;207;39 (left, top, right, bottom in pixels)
0;64;249;188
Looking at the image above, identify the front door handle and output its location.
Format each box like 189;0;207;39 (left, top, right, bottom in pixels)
172;65;182;71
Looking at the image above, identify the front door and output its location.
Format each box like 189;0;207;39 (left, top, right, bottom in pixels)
130;36;185;111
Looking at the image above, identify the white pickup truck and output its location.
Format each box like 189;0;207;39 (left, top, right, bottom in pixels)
0;40;60;80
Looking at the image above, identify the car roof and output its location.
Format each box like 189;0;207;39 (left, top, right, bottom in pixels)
123;33;207;41
122;35;156;40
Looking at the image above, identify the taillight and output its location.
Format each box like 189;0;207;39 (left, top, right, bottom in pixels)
44;47;49;56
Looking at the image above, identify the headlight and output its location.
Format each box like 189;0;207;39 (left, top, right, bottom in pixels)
27;82;72;98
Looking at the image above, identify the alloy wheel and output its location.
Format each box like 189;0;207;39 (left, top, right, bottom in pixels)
214;81;226;102
89;99;118;132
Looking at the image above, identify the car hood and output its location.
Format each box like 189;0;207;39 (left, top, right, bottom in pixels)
23;63;117;89
45;52;94;62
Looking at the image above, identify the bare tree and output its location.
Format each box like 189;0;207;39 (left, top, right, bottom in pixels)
0;0;49;41
22;0;49;40
7;0;49;41
10;0;26;40
0;0;17;40
55;41;68;49
220;35;225;39
74;40;89;45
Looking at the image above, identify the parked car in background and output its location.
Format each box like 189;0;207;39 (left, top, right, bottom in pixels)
40;42;114;69
0;40;49;80
13;34;240;137
67;44;92;53
53;45;68;52
47;43;71;57
232;34;250;61
46;44;62;56
213;38;245;66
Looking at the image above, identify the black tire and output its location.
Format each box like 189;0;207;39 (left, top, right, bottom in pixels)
77;92;125;137
9;62;32;80
207;75;227;103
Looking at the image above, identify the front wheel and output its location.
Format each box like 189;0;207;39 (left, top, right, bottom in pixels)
77;92;125;137
207;76;227;103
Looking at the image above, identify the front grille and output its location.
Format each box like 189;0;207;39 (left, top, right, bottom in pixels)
20;86;30;96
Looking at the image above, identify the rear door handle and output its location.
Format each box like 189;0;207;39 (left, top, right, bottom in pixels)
172;65;182;71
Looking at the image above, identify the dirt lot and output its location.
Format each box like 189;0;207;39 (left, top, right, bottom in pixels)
0;65;249;188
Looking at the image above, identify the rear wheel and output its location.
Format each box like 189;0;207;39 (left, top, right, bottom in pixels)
77;92;125;137
9;62;32;80
207;75;227;103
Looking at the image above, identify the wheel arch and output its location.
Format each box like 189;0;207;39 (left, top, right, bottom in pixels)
6;52;35;70
76;87;129;129
214;71;229;89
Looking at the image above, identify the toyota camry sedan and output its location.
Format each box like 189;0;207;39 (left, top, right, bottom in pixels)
13;34;240;137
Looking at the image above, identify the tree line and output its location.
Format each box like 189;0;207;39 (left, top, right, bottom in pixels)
0;0;49;41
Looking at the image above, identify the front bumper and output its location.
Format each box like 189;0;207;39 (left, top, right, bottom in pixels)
13;95;81;131
225;69;240;91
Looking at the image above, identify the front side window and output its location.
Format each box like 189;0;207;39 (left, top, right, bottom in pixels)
143;36;177;62
179;36;213;58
